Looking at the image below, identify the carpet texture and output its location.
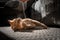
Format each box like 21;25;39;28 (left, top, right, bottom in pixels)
0;27;60;40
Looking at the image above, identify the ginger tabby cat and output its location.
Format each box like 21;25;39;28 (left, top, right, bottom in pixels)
8;18;47;31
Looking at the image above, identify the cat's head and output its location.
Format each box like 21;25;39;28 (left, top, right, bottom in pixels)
8;19;16;30
8;18;22;31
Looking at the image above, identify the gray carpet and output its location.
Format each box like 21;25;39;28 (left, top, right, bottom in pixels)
0;27;60;40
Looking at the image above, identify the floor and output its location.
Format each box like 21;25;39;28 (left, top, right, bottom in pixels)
0;26;60;40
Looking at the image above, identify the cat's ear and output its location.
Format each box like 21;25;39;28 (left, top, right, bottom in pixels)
8;20;15;26
8;20;13;22
8;19;16;22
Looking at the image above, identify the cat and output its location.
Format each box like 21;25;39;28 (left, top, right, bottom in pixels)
8;18;47;31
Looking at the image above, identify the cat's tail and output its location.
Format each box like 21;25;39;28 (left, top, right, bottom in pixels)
31;20;48;29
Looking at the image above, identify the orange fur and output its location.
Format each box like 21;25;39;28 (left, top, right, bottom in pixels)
8;18;47;31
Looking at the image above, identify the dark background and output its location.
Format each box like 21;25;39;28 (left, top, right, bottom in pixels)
0;0;60;26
